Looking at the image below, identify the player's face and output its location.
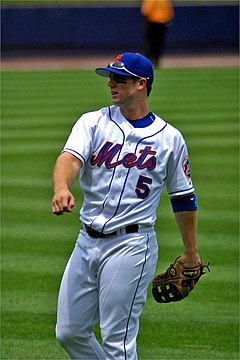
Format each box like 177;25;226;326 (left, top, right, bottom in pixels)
108;74;140;107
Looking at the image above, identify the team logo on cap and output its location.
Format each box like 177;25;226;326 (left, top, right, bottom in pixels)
182;155;191;178
114;54;123;62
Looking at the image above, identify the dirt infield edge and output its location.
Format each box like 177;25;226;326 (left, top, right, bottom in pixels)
1;53;239;70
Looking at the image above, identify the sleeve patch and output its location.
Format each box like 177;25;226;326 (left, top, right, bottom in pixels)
182;155;191;178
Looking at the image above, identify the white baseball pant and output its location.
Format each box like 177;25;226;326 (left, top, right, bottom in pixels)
56;227;158;360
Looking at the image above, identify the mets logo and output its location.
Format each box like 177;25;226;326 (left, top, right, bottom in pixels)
182;155;191;178
114;54;123;62
90;141;157;171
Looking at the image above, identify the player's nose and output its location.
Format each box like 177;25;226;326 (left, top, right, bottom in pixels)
108;80;113;88
108;78;116;88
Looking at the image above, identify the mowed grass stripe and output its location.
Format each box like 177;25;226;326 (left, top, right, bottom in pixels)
1;67;239;359
2;191;237;224
2;120;238;140
2;133;237;155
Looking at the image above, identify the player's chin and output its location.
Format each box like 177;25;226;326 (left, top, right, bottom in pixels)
111;98;121;107
111;94;120;103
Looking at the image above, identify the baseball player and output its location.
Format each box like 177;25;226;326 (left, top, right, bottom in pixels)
52;52;201;360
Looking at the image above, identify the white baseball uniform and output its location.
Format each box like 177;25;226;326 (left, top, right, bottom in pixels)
56;105;194;360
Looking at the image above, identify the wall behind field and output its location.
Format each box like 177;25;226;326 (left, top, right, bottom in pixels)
1;3;238;56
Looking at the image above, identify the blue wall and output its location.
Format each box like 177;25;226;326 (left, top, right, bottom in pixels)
1;4;238;55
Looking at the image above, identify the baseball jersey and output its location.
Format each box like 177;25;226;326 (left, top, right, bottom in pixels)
63;105;194;234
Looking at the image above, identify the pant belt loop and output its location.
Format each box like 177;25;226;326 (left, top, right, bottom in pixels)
116;227;126;236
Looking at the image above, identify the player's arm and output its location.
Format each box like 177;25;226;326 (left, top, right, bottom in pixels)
174;209;201;267
52;152;83;215
171;194;201;267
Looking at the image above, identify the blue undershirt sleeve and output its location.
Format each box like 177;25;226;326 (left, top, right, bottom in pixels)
170;193;198;213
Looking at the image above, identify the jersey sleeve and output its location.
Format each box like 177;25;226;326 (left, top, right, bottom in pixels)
62;114;94;164
166;131;195;197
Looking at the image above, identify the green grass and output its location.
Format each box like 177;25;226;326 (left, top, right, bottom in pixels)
1;66;239;359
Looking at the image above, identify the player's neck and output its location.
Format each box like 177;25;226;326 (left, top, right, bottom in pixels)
120;103;149;121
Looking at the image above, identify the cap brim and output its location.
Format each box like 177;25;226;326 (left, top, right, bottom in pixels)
95;67;132;78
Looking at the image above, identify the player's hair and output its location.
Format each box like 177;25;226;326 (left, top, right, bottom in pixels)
146;82;152;97
132;77;152;97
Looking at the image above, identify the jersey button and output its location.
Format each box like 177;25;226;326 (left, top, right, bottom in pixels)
111;196;115;200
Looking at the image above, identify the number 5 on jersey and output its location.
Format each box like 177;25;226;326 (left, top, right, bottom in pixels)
135;175;152;199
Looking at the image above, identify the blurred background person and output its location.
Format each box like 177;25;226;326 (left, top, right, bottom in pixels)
141;0;174;67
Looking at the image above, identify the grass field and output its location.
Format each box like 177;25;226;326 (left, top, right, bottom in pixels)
1;66;239;359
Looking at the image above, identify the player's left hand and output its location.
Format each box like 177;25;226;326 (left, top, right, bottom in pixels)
178;252;201;268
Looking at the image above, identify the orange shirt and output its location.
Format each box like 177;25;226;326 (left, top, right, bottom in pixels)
141;0;174;23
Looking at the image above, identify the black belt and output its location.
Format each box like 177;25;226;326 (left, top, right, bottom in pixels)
83;224;139;238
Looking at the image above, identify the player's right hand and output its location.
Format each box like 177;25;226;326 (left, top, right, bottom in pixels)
52;190;75;215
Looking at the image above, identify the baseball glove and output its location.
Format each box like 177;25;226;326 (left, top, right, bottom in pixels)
152;256;210;303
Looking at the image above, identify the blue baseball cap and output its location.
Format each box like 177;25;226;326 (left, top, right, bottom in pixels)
95;52;154;85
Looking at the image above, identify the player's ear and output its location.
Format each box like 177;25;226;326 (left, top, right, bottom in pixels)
137;78;148;92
